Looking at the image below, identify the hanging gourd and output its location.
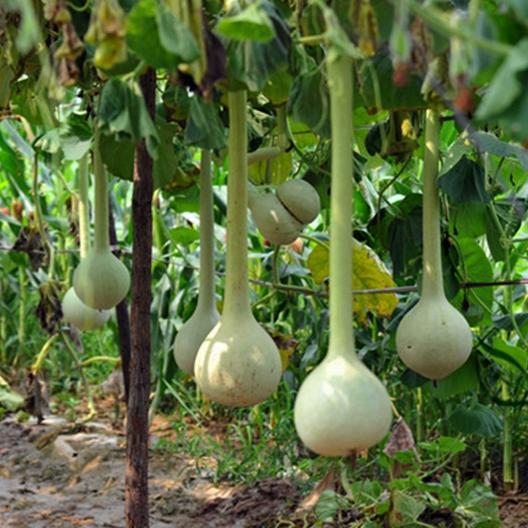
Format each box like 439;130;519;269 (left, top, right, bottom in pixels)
248;179;321;245
73;126;130;310
173;150;220;375
395;109;472;380
194;91;282;407
294;53;392;456
62;154;111;330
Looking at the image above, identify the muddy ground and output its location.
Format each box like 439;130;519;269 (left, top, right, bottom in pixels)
0;412;526;527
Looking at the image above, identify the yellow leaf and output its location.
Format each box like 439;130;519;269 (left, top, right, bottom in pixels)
307;240;398;323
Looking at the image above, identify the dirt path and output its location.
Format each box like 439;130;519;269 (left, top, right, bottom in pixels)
0;416;299;527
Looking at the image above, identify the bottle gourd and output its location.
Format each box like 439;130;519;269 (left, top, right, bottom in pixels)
248;179;321;245
73;127;130;310
396;109;472;380
194;91;282;407
294;54;392;456
62;154;111;330
173;150;220;375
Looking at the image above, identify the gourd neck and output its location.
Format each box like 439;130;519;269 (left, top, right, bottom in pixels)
196;149;217;311
326;54;356;360
421;109;444;300
93;126;110;253
78;153;90;259
223;91;251;316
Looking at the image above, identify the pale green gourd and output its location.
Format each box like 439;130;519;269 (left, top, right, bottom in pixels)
73;127;130;310
173;150;220;375
248;186;303;245
294;54;392;456
276;179;321;225
62;154;111;330
396;109;472;380
194;90;282;407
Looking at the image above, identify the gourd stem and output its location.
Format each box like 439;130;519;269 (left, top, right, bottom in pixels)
78;153;90;259
93;126;110;253
326;54;355;358
197;150;217;310
421;109;444;299
223;91;251;316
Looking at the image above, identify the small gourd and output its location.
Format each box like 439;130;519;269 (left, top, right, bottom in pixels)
173;150;220;375
276;179;321;224
294;53;392;456
396;110;472;380
73;127;130;310
62;154;111;330
194;90;282;407
248;186;303;245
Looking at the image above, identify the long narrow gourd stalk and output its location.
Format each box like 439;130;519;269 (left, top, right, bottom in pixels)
62;154;111;330
194;90;282;407
173;150;220;375
396;109;472;379
294;53;392;456
73;126;130;310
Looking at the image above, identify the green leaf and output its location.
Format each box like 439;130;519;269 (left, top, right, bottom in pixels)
429;354;479;400
99;133;135;182
470;131;528;171
456;480;500;527
170;226;200;245
476;39;528;119
315;490;341;523
184;97;226;150
452;203;487;238
484;337;528;373
156;3;200;62
126;0;179;69
226;1;291;92
0;386;24;412
449;403;502;438
288;67;331;138
98;78;159;158
438;156;490;204
455;237;493;324
420;436;467;454
389;490;426;526
216;2;276;43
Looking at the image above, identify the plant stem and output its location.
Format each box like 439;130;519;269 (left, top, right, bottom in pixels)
502;380;514;492
421;109;444;299
326;53;355;358
223;90;251;316
93;126;110;252
18;268;26;359
78;153;90;259
416;386;425;443
197;150;217;311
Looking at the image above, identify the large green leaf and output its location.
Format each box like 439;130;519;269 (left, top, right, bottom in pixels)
438;157;490;204
226;1;291;92
429;354;479;400
98;78;159;158
156;2;200;63
126;0;180;69
184;97;226;150
216;1;275;43
449;403;502;438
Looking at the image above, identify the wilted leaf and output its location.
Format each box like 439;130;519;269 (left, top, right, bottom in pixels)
307;240;398;322
384;417;416;457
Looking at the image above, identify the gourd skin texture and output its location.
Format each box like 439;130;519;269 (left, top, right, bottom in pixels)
174;150;220;376
396;296;472;380
249;191;302;245
293;55;392;456
194;90;282;407
277;179;321;224
395;109;472;380
73;249;130;310
194;315;282;406
294;356;392;456
174;307;220;375
62;287;111;331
